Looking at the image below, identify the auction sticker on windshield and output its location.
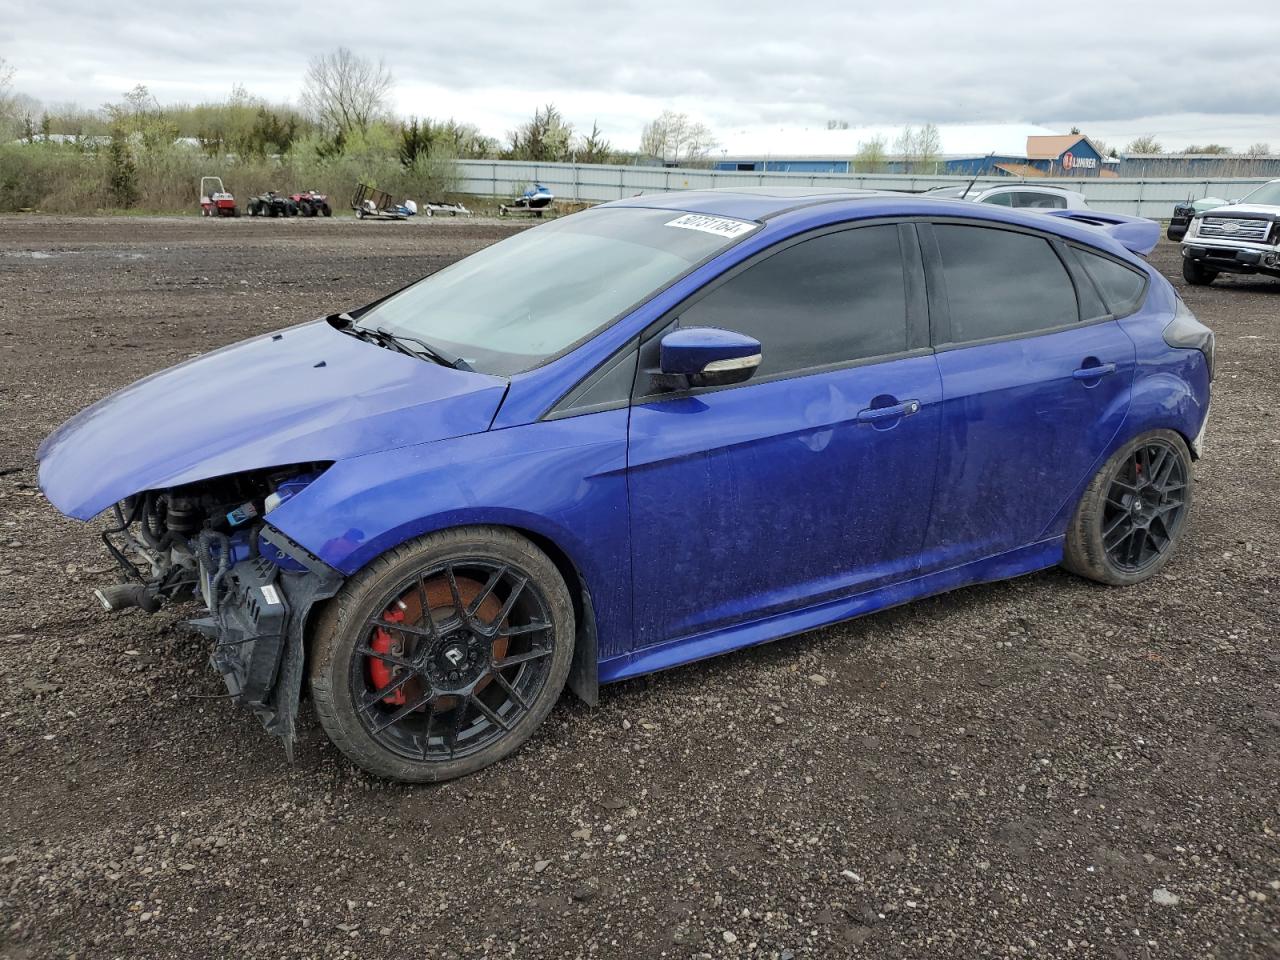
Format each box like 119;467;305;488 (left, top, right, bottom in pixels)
664;213;757;239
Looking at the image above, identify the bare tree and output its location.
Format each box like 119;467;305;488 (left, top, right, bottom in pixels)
1182;143;1232;155
852;134;888;173
0;57;18;134
301;47;394;137
894;123;942;173
639;111;716;165
1246;142;1272;156
1125;135;1162;154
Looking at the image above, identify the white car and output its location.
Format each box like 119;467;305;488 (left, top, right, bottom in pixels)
927;183;1090;210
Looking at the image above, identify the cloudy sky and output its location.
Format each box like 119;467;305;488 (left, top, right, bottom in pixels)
2;0;1277;152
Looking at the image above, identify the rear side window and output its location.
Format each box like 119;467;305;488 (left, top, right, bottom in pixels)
980;192;1013;206
1075;249;1148;317
676;225;908;378
1013;192;1067;209
934;224;1078;342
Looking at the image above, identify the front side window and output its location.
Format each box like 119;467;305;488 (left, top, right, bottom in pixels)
934;224;1078;342
675;225;909;379
357;208;754;376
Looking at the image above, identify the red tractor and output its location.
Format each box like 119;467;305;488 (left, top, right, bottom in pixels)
199;177;238;218
289;190;332;217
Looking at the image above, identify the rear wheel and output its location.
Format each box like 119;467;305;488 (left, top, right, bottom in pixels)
1064;430;1193;586
320;202;332;217
1182;258;1217;286
309;527;575;782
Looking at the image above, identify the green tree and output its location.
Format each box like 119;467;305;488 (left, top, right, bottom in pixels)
506;104;574;161
853;134;888;173
574;121;614;164
107;123;139;208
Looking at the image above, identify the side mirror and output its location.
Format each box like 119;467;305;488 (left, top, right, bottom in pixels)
658;327;762;390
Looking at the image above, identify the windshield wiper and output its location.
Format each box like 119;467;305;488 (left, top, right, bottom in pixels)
345;321;473;372
373;327;474;372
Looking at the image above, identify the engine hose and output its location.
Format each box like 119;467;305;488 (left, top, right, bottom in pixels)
198;530;232;617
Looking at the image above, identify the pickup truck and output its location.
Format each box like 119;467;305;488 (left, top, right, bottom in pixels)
1180;179;1280;285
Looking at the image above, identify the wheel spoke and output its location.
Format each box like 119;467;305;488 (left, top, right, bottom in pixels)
493;645;551;670
359;668;422;715
370;686;436;734
479;575;527;636
1128;526;1148;566
466;566;506;618
491;670;530;711
415;576;436;639
416;707;436;761
444;564;465;617
1102;512;1129;539
498;620;552;637
356;644;417;672
447;696;472;757
469;694;514;732
370;617;436;640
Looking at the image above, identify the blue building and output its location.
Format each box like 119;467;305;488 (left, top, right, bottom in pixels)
715;134;1118;178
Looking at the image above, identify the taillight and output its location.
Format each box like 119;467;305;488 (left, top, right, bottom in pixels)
1164;298;1214;381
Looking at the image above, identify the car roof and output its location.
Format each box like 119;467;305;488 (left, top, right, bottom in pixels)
601;188;1138;262
601;187;890;221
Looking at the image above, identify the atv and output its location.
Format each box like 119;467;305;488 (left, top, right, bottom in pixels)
289;191;333;217
246;191;297;218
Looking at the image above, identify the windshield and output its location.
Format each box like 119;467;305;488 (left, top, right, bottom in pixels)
356;207;756;375
1239;181;1280;206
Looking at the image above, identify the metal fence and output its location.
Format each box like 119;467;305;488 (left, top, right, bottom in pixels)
456;160;1271;219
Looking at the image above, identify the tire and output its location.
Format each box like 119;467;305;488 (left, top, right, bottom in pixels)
1182;258;1217;286
320;203;332;217
1063;430;1194;586
309;526;575;782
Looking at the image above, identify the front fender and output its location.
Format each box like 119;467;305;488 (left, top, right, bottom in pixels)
266;409;635;661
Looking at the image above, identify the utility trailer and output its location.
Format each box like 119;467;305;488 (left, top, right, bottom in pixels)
351;183;416;220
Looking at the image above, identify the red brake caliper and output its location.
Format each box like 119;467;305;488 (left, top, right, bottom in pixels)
370;607;408;705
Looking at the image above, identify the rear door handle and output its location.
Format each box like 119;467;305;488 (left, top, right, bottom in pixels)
856;399;921;423
1073;362;1117;380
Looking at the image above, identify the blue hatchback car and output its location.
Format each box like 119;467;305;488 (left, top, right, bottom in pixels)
38;189;1214;781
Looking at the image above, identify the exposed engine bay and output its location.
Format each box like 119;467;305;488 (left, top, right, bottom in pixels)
96;463;342;755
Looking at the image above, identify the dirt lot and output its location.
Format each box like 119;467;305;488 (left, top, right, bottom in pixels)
0;215;1277;959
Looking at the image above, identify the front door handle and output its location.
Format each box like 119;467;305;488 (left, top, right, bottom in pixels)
856;399;921;423
1073;361;1117;380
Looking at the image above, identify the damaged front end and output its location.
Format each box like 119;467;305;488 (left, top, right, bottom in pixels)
95;465;343;756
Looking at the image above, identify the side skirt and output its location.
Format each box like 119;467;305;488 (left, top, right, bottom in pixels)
598;537;1065;684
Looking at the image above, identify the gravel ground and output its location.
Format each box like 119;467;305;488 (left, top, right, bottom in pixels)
0;215;1277;960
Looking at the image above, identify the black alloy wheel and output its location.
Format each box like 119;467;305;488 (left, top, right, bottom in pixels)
1064;430;1194;586
309;527;574;782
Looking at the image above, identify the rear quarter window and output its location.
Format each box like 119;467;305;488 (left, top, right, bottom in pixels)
1074;249;1148;317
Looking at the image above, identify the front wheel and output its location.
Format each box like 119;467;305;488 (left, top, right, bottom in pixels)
1063;430;1193;586
309;527;575;782
1182;258;1217;286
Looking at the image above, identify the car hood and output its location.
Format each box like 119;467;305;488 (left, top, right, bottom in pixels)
1195;203;1280;221
38;320;509;520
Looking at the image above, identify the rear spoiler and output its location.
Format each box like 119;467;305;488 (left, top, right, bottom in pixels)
1041;210;1161;257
